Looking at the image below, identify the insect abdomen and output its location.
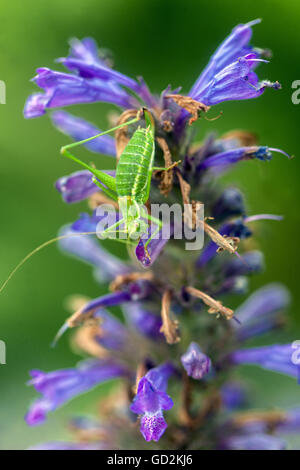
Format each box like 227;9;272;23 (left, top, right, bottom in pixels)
116;127;154;203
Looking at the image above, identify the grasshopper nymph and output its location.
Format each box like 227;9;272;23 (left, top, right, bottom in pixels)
60;108;179;258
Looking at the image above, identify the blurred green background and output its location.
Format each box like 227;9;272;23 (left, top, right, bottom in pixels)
0;0;299;449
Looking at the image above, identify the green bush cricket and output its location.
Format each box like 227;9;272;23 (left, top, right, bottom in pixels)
60;108;179;258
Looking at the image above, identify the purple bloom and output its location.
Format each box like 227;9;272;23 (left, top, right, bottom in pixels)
234;284;290;340
198;146;289;172
24;68;137;118
122;303;163;339
55;170;99;203
190;20;262;97
130;363;174;442
58;38;140;93
194;55;279;106
230;344;299;378
25;359;127;426
181;342;211;379
58;226;129;282
51;111;116;156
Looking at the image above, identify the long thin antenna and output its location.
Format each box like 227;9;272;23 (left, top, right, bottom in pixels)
0;231;134;295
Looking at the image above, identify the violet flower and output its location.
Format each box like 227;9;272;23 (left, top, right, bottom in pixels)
130;363;174;442
181;342;211;379
234;283;290;340
25;359;128;426
230;344;299;378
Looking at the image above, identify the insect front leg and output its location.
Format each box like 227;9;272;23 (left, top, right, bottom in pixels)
60;115;143;200
143;213;164;249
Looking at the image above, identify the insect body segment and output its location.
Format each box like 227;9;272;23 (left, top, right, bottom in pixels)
116;126;155;204
60;109;169;255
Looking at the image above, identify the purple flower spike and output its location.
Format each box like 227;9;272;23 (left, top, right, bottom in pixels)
181;342;211;380
51;111;116;156
25;359;127;426
230;344;299;378
130;363;175;442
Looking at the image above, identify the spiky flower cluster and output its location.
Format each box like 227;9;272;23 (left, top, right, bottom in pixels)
24;20;298;450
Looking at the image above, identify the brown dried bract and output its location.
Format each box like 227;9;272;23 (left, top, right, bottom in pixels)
221;130;258;147
160;290;180;344
186;286;234;320
133;361;148;395
166;94;210;125
73;323;108;359
202;221;239;255
176;171;191;206
66;305;96;328
156;137;174;197
115;109;141;160
88;192;119;210
109;271;153;292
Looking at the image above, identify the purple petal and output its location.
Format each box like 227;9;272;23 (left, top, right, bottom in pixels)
181;342;211;380
190;20;262;97
26;359;127;426
140;411;168;442
24;68;136;118
195;55;280;106
130;363;175;442
55;170;99;204
230;344;299;378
